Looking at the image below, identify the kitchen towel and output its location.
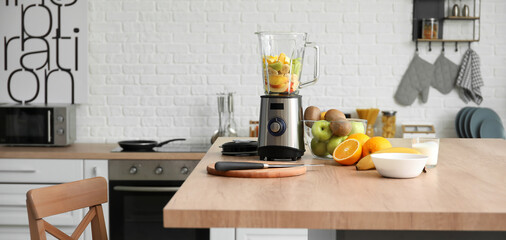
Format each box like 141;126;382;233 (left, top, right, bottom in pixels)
394;54;435;106
432;53;459;94
456;48;484;105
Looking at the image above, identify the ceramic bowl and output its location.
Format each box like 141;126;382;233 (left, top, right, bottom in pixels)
303;119;367;160
370;153;428;178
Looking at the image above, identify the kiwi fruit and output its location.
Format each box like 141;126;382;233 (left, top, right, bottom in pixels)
303;106;321;127
324;109;346;121
330;119;352;136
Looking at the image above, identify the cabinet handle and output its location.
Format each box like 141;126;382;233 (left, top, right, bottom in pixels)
0;169;36;173
47;110;51;143
93;166;101;177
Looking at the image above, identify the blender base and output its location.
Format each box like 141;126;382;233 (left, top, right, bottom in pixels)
258;146;304;161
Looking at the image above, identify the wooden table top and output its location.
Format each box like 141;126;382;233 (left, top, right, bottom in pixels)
163;138;506;231
0;143;205;160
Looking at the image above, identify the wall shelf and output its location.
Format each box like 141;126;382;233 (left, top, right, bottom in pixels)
412;0;481;43
445;16;480;20
417;39;479;42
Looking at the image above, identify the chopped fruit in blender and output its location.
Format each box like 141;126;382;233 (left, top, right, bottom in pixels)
280;64;290;74
269;75;288;88
264;55;278;64
268;62;283;71
268;67;278;76
262;53;302;94
278;53;286;64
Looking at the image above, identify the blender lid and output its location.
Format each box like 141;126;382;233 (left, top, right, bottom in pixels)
221;140;258;154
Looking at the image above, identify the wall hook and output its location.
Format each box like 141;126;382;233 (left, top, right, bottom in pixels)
442;42;445;53
429;41;432;52
455;42;458;52
415;40;419;53
468;41;471;49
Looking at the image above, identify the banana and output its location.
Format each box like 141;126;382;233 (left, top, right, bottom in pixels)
355;147;421;171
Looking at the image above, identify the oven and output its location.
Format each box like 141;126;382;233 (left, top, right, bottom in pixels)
108;160;209;240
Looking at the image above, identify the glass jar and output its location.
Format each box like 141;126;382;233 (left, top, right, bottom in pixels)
381;111;397;138
422;18;438;39
249;120;259;137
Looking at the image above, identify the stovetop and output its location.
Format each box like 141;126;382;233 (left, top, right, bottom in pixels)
111;143;212;153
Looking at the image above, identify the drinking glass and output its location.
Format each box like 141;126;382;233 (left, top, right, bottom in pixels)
412;138;440;168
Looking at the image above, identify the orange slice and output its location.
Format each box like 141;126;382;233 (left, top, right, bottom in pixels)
333;139;362;166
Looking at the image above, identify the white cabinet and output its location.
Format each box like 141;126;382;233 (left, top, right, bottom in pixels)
211;228;308;240
0;159;109;240
83;160;109;240
0;159;83;183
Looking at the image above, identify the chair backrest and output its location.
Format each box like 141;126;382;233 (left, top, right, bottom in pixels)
26;177;108;240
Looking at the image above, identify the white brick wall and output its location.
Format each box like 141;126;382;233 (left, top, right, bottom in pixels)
81;0;506;143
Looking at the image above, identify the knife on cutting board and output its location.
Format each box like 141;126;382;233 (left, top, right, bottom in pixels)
214;161;324;171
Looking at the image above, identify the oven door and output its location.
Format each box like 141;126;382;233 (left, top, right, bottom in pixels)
109;180;209;240
0;107;53;144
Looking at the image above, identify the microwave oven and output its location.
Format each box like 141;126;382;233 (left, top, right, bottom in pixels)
0;104;76;146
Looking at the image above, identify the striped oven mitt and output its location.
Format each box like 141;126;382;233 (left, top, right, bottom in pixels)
456;48;484;105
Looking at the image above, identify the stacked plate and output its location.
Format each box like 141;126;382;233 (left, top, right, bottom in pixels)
455;107;505;139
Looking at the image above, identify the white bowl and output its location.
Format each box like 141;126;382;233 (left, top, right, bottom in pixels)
371;153;428;178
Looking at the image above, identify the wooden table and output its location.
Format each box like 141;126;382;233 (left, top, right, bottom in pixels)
163;138;506;233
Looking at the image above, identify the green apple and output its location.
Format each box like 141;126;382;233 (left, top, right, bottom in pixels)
326;136;347;154
311;138;328;157
349;121;366;135
311;120;333;141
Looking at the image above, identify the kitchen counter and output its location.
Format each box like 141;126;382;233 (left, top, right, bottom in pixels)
0;143;206;160
163;138;506;231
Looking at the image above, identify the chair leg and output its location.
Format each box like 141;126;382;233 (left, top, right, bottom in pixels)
90;205;108;240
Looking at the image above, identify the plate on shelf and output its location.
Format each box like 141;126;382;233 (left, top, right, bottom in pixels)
469;108;502;138
479;119;505;139
461;107;477;138
455;107;472;138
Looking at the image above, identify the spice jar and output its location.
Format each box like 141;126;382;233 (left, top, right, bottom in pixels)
381;111;397;138
422;18;438;39
249;120;259;137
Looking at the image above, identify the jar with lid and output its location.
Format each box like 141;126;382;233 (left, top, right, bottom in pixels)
422;18;438;39
381;111;397;138
249;120;259;137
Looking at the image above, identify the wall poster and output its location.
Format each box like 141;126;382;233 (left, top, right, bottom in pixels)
1;0;87;104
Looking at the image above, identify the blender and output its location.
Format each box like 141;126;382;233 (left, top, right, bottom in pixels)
255;32;319;161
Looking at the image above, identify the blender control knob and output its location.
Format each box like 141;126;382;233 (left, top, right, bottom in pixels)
270;122;281;133
129;166;138;174
268;117;286;136
154;167;163;175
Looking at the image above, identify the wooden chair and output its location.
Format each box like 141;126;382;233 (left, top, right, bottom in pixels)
26;177;108;240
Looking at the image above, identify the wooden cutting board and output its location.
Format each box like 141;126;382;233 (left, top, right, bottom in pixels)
206;162;306;178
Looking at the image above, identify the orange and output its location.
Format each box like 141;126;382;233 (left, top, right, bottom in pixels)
347;133;370;146
333;139;362;166
361;136;392;158
320;111;327;120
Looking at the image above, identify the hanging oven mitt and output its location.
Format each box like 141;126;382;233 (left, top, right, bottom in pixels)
432;52;459;94
456;48;484;105
394;54;435;105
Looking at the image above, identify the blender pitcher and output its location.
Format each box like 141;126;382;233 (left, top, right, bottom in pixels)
256;32;319;95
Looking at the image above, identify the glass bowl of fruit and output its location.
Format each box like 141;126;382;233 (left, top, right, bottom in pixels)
303;118;367;160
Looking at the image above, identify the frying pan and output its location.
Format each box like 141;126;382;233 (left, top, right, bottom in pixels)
118;138;186;151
